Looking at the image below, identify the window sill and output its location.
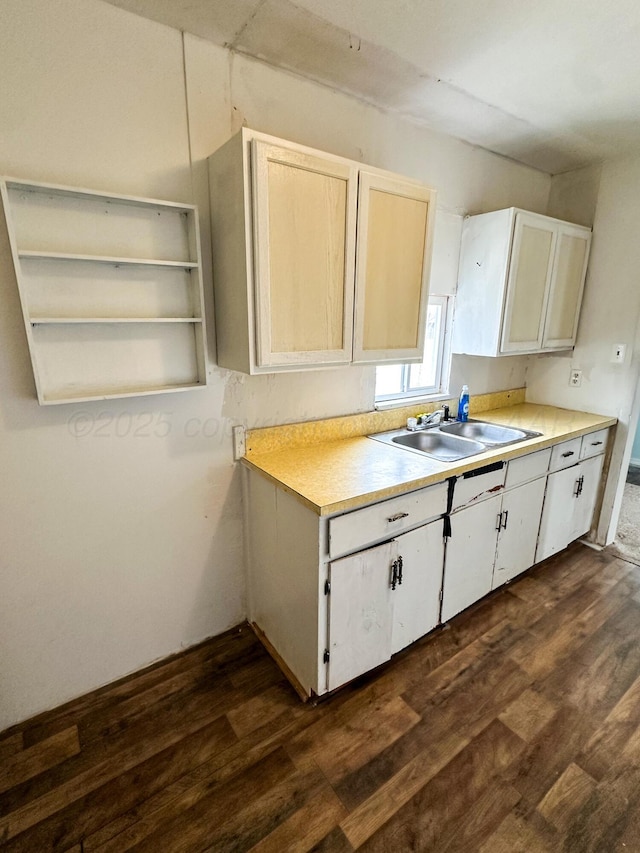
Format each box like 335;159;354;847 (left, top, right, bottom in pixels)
374;391;452;411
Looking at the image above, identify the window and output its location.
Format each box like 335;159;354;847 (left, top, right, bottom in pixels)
375;295;452;403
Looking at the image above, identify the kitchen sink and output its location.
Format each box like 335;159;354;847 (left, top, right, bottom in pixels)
438;420;539;445
368;418;542;462
390;430;486;461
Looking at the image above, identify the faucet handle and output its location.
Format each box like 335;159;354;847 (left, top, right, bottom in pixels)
443;405;450;422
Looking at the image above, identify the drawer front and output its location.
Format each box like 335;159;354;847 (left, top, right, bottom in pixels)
329;481;448;559
450;462;506;512
505;448;551;489
549;437;582;472
580;428;609;460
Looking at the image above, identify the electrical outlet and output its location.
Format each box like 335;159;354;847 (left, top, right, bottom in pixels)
232;425;246;460
611;343;626;364
570;369;582;387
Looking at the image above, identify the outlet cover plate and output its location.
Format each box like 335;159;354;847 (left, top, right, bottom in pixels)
570;369;582;387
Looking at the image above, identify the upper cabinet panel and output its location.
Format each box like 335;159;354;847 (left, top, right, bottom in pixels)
353;171;436;364
208;129;437;375
252;141;357;368
452;207;592;358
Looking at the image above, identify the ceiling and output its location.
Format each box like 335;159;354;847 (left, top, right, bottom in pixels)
104;0;640;174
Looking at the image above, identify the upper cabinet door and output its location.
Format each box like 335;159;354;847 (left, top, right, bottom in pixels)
251;141;358;368
352;171;436;364
542;223;591;349
501;212;556;353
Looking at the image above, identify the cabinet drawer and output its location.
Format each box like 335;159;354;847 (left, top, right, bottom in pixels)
580;428;609;460
549;437;582;472
329;482;447;559
505;448;551;489
450;462;506;512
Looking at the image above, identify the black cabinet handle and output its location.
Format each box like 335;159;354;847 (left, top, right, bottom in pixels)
390;560;398;590
387;512;409;523
562;451;575;458
591;441;603;446
502;510;509;530
397;555;403;585
496;512;503;531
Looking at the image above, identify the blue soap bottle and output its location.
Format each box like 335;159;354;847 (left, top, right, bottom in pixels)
458;384;470;422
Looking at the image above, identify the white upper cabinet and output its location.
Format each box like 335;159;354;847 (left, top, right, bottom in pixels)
452;208;591;357
208;129;436;374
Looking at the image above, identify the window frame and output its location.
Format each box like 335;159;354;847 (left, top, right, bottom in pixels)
374;294;453;407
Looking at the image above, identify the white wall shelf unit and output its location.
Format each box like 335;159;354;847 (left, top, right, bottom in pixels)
1;177;208;405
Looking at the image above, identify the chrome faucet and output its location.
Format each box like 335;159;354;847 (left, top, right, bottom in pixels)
407;405;450;430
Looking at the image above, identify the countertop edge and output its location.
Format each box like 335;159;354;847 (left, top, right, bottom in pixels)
241;407;617;517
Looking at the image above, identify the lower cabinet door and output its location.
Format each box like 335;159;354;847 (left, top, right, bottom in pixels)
570;454;604;541
391;520;444;655
327;540;395;691
536;465;582;563
492;477;547;588
441;494;502;622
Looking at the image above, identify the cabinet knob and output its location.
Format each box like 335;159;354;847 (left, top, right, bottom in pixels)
387;512;409;523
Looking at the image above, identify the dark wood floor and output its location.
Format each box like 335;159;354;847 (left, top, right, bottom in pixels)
2;544;640;852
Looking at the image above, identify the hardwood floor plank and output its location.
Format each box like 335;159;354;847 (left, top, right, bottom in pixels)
353;719;524;851
247;784;347;852
0;733;23;763
336;724;470;847
227;680;308;739
288;694;420;784
0;714;237;848
499;688;557;742
578;672;640;781
144;761;325;853
0;729;79;795
536;762;597;832
479;813;553;852
438;779;522;852
502;704;597;815
562;719;640;852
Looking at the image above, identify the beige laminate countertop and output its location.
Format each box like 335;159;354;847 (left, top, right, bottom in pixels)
242;403;616;517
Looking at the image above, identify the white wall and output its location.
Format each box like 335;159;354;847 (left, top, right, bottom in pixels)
0;0;551;730
528;156;640;544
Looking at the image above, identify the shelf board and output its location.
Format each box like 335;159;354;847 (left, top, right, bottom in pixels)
18;251;198;269
30;317;202;325
40;381;207;406
4;177;197;213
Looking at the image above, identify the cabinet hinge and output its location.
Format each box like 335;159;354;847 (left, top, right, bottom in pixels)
324;579;331;595
323;649;330;663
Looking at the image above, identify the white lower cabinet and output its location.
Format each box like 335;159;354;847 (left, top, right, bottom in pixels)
441;493;502;622
442;475;548;621
536;454;605;563
245;427;609;699
327;520;444;691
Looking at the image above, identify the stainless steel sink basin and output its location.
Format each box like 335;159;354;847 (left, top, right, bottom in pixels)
391;430;486;461
367;418;542;462
439;420;540;446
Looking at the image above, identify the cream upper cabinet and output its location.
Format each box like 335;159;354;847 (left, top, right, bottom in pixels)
452;208;591;357
353;171;434;363
208;129;436;374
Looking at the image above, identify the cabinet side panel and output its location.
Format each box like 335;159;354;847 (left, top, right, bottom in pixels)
208;133;252;373
246;473;321;695
451;209;512;356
